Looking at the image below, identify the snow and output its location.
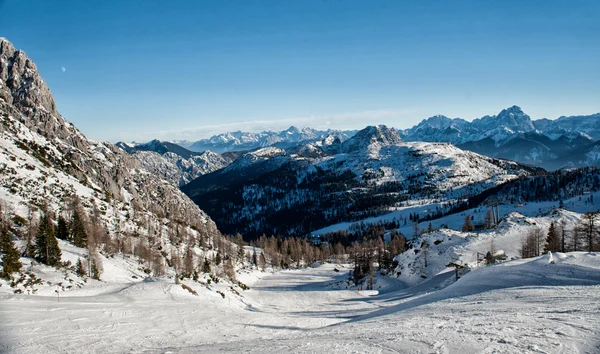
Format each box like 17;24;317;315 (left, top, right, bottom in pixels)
1;253;599;353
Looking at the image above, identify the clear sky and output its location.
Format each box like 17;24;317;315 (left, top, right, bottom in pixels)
1;0;599;142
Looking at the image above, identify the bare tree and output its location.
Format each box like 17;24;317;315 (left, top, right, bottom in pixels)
579;212;599;252
484;209;495;229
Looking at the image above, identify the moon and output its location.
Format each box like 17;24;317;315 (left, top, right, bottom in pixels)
61;67;66;72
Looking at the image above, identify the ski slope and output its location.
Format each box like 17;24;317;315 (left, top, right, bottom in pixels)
1;254;600;353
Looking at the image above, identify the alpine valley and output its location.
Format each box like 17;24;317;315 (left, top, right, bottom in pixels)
1;37;600;354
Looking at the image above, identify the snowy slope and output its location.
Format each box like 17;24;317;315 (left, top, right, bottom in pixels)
1;254;599;353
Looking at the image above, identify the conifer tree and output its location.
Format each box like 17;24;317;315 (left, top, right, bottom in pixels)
462;214;475;232
35;213;62;266
1;227;22;276
76;258;86;277
202;257;211;274
70;210;87;248
56;215;69;240
544;222;561;253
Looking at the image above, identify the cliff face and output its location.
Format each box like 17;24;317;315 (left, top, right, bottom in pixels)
0;37;220;252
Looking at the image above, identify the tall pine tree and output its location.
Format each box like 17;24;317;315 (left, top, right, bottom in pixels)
35;213;62;266
544;222;561;253
70;210;87;248
1;227;22;276
56;215;69;240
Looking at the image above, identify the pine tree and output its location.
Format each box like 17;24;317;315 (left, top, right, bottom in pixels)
462;214;475;232
70;210;87;248
76;258;86;277
202;257;211;274
56;215;69;240
544;222;561;253
215;252;222;266
1;227;22;276
35;213;62;266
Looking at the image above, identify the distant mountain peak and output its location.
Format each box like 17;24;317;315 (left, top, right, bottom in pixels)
285;126;301;134
341;125;401;153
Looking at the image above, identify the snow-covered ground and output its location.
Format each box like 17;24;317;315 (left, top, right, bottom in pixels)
1;253;599;353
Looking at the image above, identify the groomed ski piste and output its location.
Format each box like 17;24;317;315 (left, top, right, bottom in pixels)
1;234;600;353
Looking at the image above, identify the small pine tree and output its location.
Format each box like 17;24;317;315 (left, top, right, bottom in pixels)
35;213;62;266
215;253;222;266
1;228;22;276
202;257;211;274
76;258;86;277
462;215;475;232
56;215;69;240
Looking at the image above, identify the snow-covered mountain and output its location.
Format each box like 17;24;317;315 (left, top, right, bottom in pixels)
0;37;221;272
401;106;600;170
115;139;233;186
182;126;356;153
182;125;537;239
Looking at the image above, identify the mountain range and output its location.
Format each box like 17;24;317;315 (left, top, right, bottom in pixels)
176;126;356;154
182;125;538;238
401;105;600;170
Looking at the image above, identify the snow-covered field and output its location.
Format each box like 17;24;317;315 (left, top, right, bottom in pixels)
2;253;600;353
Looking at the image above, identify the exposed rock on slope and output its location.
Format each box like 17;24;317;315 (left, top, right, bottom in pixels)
0;38;220;258
115;140;233;186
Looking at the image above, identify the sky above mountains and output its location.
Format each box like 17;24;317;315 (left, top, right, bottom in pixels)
1;0;599;142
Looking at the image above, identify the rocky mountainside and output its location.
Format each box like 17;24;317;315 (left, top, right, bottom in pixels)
0;38;221;268
182;125;538;239
181;126;356;153
401;106;600;170
115;140;233;186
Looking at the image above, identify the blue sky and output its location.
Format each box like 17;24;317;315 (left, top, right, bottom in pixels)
1;0;599;142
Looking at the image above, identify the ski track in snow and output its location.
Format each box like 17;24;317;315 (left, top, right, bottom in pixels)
1;256;600;354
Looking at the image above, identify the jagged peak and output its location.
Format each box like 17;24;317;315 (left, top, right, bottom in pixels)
341;125;401;153
285;126;301;134
497;105;527;117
